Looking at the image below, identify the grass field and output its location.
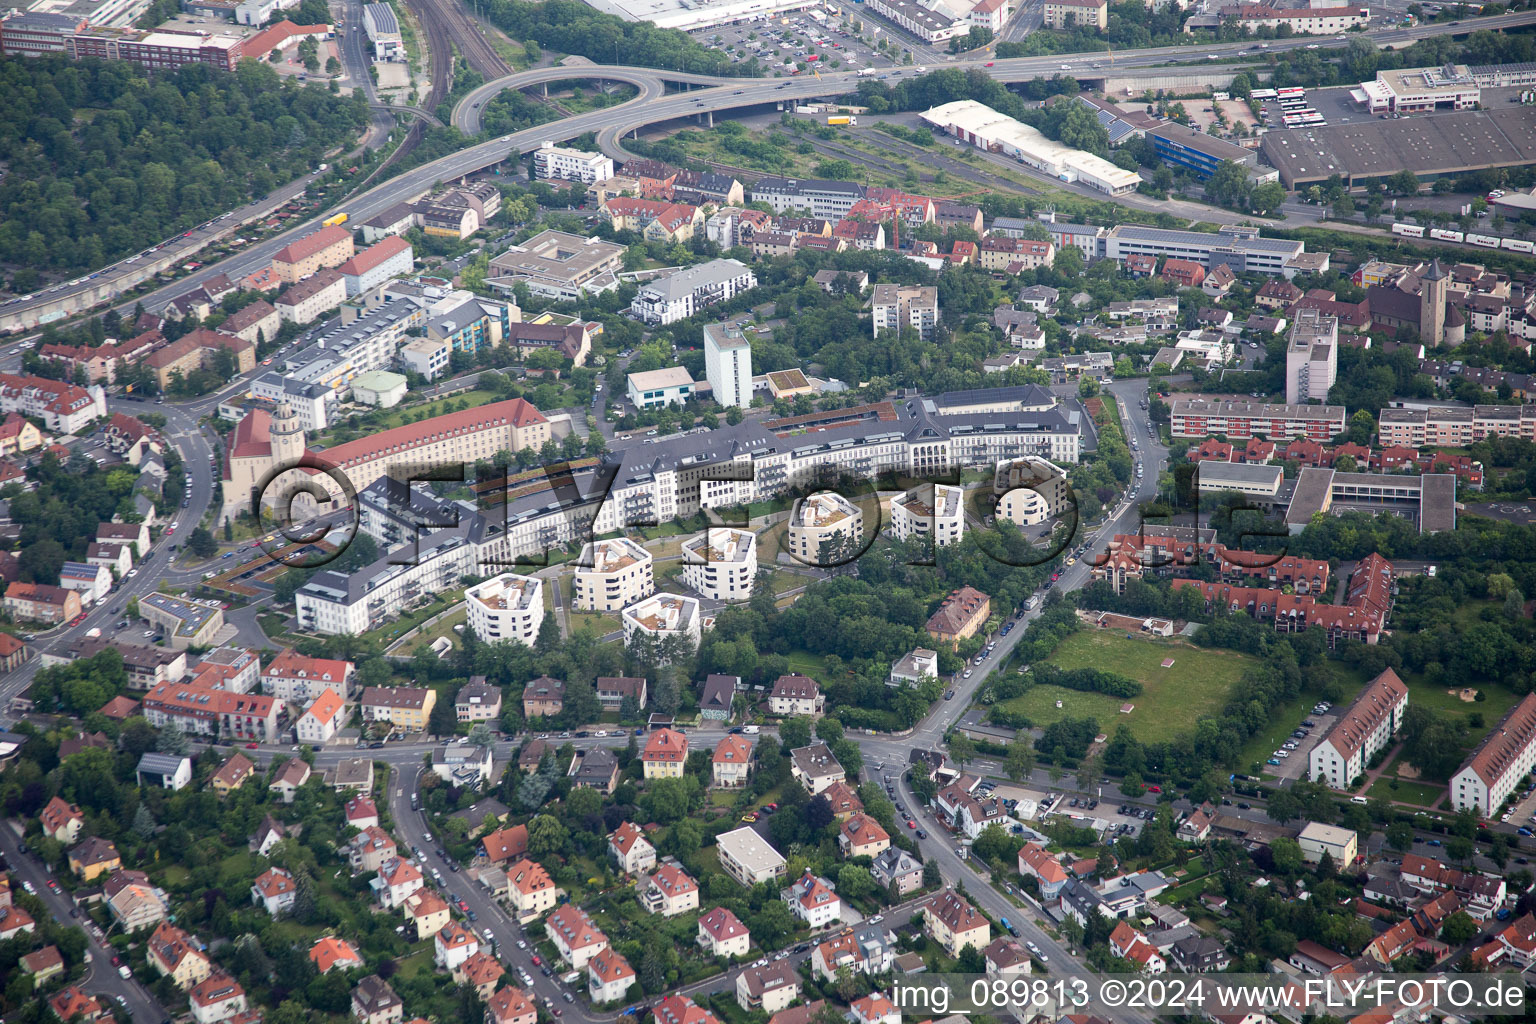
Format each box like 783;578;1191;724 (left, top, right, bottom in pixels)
1232;663;1368;772
996;630;1257;745
1366;776;1445;809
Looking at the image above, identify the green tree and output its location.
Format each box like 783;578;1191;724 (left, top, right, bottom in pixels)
187;527;218;558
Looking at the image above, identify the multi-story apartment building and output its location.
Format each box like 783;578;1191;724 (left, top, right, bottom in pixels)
890;483;964;548
700;907;752;961
465;573;544;647
640;864;699;917
141;681;280;742
534;142;614;184
588;949;636;1005
716;827;787;887
1223;4;1368;33
1378;403;1536;447
337;236;414;297
1451;692;1536;812
681;528;757;602
276;269;347;324
573;539;654;612
507;859;558;919
1042;0;1106;29
926;586;991;648
1104;224;1305;276
609;822;657;876
488;230;626;302
787;492;863;564
358;686;435;732
924;889;991;955
748;176;866;219
142;328;256;390
301;387;1083;633
1285;309;1339;405
704;322;753;409
1308;668;1409;789
642;728;689;779
784;870;841;929
548;905;609;969
978;236;1055;272
0;373;107;433
622;593;702;649
290;687;343;744
261;650;355;704
870;284;940;341
629;259;757;325
769;674;824;718
1168;398;1347;441
271;225;354;284
2;583;81;625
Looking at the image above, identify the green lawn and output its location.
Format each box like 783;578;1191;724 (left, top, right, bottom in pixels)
1403;674;1524;751
562;576;622;637
1233;663;1368;773
1366;776;1445;809
312;389;498;446
785;649;840;684
997;630;1257;745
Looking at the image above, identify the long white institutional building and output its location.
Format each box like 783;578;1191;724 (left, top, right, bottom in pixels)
295;387;1084;634
1451;692;1536;813
1307;668;1409;789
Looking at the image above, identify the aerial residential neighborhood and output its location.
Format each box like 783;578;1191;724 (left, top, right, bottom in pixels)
1;0;1536;1021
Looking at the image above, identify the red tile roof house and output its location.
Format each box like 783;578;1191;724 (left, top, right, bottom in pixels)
2;582;82;625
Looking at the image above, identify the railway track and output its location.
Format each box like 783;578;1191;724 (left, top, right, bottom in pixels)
407;0;510;108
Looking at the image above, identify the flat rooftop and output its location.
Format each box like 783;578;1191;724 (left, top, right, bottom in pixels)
584;538;649;574
795;492;857;528
683;528;755;564
467;573;540;611
1261;108;1536;185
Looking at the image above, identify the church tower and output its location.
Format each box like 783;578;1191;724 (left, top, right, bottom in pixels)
270;400;306;469
1420;259;1448;348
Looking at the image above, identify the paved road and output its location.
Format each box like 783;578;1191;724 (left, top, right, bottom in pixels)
0;823;166;1024
5;6;1531;334
0;397;218;721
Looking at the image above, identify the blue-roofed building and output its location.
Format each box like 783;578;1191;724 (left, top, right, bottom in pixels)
1146;123;1261;180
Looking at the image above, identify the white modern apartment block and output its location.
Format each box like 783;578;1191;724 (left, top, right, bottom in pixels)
1285;308;1339;405
573;538;654;612
464;573;545;647
1451;692;1536;812
704;322;753;409
1377;404;1536;448
681;528;757;602
1308;669;1409;789
629;259;757;326
890;483;964;548
533;142;614;184
716;827;788;887
622;593;703;649
871;284;940;341
786;492;863;564
292;388;1086;634
995;456;1071;527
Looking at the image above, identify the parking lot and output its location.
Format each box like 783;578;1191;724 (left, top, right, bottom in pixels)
1264;700;1340;781
690;10;904;77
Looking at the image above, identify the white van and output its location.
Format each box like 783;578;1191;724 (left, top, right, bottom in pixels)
1350;796;1368;805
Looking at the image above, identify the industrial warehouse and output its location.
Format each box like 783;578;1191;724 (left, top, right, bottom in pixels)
1259;107;1536;190
922;100;1143;196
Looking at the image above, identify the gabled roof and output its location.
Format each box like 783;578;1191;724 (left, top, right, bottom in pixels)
610;822;651;856
310;936;362;973
698;906;747;943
